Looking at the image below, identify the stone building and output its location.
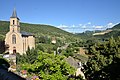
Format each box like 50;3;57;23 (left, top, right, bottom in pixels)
51;37;56;44
5;9;35;55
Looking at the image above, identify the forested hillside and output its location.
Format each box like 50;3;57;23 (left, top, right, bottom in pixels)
112;23;120;29
0;21;80;42
94;23;120;39
76;23;120;40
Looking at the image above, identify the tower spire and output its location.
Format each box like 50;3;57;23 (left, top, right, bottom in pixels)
11;8;17;18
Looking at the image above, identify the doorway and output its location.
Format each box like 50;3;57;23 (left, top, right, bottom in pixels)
13;47;16;54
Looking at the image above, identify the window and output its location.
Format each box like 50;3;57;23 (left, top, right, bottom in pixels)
13;20;15;25
12;34;16;44
13;28;14;32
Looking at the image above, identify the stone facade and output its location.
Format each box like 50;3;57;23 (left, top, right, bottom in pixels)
5;9;35;55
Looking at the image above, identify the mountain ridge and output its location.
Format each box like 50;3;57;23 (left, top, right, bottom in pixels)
75;23;120;40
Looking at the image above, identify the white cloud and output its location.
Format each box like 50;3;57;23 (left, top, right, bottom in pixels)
79;24;82;26
72;24;75;27
106;22;119;28
57;24;69;28
81;25;87;28
56;22;119;33
107;23;113;26
87;22;91;25
94;26;103;29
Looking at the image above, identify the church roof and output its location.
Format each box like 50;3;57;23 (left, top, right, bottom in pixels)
21;31;34;37
10;8;19;19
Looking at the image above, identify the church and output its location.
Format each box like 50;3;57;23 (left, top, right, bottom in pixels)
5;9;35;55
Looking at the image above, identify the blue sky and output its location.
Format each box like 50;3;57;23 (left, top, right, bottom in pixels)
0;0;120;33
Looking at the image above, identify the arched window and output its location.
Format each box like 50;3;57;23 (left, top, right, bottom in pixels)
13;20;15;25
12;34;16;44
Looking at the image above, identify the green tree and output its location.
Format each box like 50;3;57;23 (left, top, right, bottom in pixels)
26;47;38;64
16;48;38;64
84;37;120;80
21;51;75;80
16;53;27;64
36;44;44;52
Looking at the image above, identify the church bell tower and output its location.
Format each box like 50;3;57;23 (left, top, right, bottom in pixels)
10;8;20;32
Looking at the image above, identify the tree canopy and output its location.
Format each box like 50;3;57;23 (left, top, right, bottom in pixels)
84;37;120;80
17;51;75;80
